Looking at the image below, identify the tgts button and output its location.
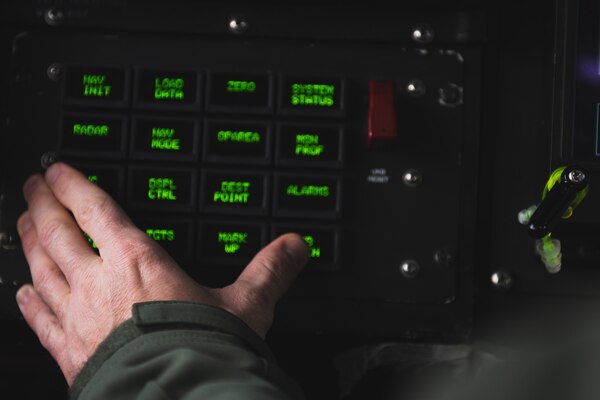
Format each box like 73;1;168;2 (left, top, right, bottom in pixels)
131;117;199;161
207;73;272;113
200;171;269;216
135;219;194;264
64;66;128;106
274;174;341;218
128;168;197;212
135;69;201;109
276;124;343;168
199;222;266;265
279;76;344;116
203;120;271;164
272;225;340;270
61;113;126;158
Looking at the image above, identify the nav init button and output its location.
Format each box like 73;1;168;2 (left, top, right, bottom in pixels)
64;66;128;106
128;168;197;212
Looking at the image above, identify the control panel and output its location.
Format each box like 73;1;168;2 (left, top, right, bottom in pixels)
0;11;482;339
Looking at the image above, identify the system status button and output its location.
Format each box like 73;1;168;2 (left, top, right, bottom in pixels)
280;76;344;116
276;124;343;167
201;171;269;216
129;168;196;212
64;66;127;105
131;117;199;161
207;73;272;113
136;69;200;109
274;174;341;218
61;113;126;157
203;120;271;164
199;222;266;265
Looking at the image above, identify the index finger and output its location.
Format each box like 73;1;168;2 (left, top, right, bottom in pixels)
43;162;139;260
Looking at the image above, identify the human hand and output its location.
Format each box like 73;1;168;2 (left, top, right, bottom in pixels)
15;162;309;385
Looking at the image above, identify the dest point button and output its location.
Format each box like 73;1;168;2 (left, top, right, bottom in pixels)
274;174;341;218
135;69;200;109
200;170;269;216
64;66;127;105
276;123;343;168
207;72;272;113
199;221;266;266
128;168;197;212
272;225;340;271
279;75;344;116
131;117;199;161
135;219;194;265
203;119;271;164
60;113;126;158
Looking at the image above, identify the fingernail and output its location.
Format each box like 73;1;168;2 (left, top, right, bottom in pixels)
44;162;60;184
17;214;33;236
16;286;31;307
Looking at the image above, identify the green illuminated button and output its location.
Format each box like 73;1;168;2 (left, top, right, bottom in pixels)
199;222;266;265
207;73;272;112
65;67;126;104
71;165;124;203
61;114;126;156
203;120;270;164
131;117;198;160
274;174;341;218
277;124;343;167
135;219;194;264
280;76;344;115
201;171;268;216
129;168;196;212
136;69;199;107
272;225;339;270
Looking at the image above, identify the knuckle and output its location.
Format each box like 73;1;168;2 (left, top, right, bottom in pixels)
77;194;114;228
38;218;67;250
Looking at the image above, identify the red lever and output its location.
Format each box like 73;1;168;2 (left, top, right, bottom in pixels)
368;80;397;146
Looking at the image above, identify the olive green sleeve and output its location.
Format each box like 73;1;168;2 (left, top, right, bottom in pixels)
69;302;303;400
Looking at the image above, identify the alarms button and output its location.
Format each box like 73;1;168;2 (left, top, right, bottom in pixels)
273;174;341;218
368;80;397;146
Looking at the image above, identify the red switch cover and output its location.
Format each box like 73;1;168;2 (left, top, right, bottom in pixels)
368;80;397;146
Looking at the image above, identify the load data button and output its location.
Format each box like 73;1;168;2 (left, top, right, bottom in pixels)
64;66;127;106
274;174;341;218
276;124;343;168
61;113;126;158
272;225;340;271
135;69;200;109
203;120;271;164
199;222;266;266
207;72;272;113
131;117;199;161
129;168;197;212
201;170;269;216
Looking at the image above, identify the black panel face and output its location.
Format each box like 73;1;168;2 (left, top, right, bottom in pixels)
0;30;477;339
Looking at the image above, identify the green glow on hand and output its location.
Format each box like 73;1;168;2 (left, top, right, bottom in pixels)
154;77;185;100
217;130;261;143
147;178;178;201
83;232;98;249
286;185;330;197
87;175;99;185
227;80;257;93
72;124;109;137
146;228;175;241
290;83;335;107
82;74;112;97
213;181;251;204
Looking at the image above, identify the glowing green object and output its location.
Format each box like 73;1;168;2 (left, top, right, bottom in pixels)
154;77;186;100
213;181;251;204
150;127;180;151
218;231;249;254
286;185;330;197
146;229;175;242
147;178;178;201
83;232;98;250
87;175;99;184
290;83;335;107
82;74;112;97
295;134;324;156
72;124;109;137
217;130;261;144
227;80;257;93
302;235;321;259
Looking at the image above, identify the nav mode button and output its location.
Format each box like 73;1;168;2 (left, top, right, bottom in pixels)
128;168;197;212
131;117;199;161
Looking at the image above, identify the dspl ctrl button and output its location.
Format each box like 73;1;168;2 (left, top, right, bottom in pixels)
129;168;196;212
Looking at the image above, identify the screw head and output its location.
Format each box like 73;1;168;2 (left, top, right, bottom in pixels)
40;152;58;169
44;8;65;26
406;80;426;97
412;24;434;43
438;83;463;107
402;169;423;188
400;260;420;278
47;63;64;81
567;169;586;184
229;16;248;34
491;271;513;291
